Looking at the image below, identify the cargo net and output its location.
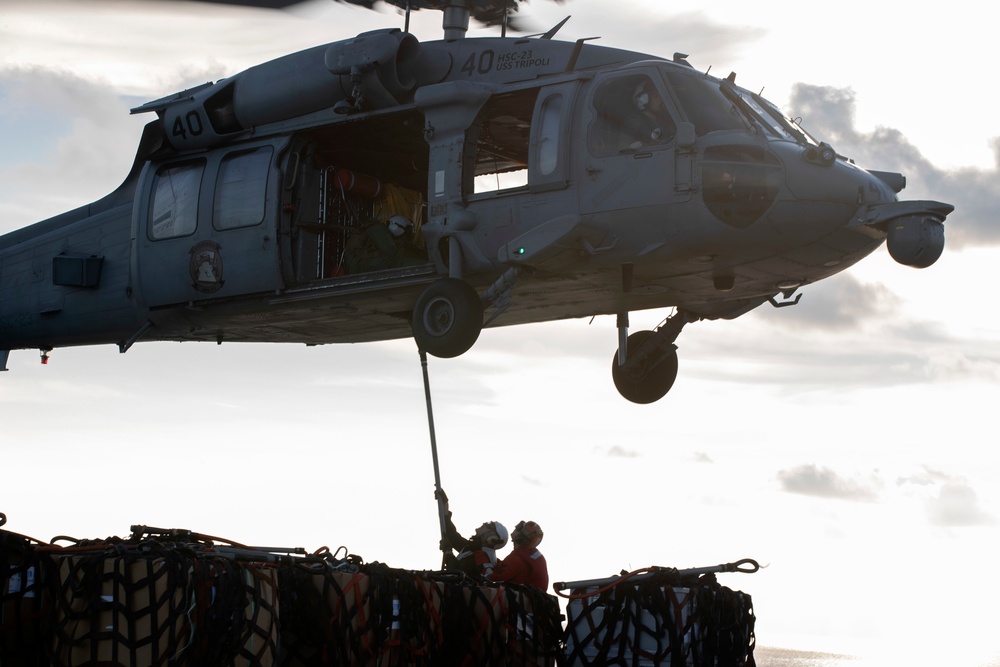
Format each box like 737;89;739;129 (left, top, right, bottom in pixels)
1;524;280;667
1;514;48;666
3;518;563;667
4;516;756;667
562;569;756;667
278;556;563;667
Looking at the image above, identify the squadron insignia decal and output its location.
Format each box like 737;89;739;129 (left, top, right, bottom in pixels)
189;241;224;293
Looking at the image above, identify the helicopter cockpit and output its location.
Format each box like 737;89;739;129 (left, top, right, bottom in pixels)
604;61;822;151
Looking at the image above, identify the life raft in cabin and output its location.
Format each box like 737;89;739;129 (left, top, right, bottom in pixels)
1;517;755;666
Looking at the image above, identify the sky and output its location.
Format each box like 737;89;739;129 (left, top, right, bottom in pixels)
2;0;999;664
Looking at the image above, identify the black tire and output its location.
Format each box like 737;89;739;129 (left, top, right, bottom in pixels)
412;278;483;358
611;330;679;404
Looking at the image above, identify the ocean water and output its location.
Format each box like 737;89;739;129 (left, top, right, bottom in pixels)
754;646;857;666
754;645;1000;667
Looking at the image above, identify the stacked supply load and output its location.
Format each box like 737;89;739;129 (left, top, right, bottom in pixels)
1;515;47;666
0;516;565;667
277;557;562;666
15;525;281;667
556;561;758;667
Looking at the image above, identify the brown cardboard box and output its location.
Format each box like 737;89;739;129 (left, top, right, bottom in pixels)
49;552;191;667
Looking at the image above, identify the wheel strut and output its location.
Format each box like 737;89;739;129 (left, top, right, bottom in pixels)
616;312;629;366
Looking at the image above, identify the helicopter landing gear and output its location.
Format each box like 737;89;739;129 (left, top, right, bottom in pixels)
611;331;679;403
412;278;483;358
611;310;690;403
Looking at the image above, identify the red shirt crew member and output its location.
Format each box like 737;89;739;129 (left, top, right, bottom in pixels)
490;520;548;591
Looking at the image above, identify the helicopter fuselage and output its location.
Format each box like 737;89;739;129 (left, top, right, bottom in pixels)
0;29;952;400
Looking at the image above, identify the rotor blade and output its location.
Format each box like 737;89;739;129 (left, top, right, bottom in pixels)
334;0;565;34
184;0;308;7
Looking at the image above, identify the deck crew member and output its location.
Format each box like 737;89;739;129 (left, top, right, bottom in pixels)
490;520;548;590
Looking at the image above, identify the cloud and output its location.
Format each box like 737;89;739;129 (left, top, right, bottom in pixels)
897;468;995;527
895;467;950;487
788;84;999;248
0;67;147;230
777;464;881;501
510;3;765;67
926;482;994;527
762;274;902;332
608;445;639;458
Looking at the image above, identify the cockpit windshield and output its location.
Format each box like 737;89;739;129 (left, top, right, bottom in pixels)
732;90;798;141
661;67;747;137
750;93;819;146
660;64;819;146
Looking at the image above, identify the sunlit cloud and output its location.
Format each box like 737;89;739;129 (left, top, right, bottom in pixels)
927;482;995;527
608;445;639;458
776;464;881;502
897;469;996;527
762;275;903;332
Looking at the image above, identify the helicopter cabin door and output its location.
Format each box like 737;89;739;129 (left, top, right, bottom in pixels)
578;69;688;218
134;140;284;308
462;82;581;265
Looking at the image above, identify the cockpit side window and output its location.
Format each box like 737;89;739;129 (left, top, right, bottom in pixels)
214;147;273;230
588;74;677;156
149;160;204;240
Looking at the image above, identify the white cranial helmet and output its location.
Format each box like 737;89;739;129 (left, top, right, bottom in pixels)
476;521;509;550
387;215;413;237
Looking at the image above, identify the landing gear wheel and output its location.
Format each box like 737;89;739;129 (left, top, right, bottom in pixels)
412;278;483;358
611;330;679;404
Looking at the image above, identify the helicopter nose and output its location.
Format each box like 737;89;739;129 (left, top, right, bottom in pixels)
777;143;870;206
700;145;782;229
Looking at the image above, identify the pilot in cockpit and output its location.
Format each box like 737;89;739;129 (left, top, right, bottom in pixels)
624;82;676;150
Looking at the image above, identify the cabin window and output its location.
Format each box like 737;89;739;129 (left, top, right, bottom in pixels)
214;147;272;230
149;160;204;240
470;89;539;195
537;93;562;176
588;74;677;156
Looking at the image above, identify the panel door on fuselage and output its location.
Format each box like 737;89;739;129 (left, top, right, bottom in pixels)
134;140;285;307
578;69;688;219
463;82;581;268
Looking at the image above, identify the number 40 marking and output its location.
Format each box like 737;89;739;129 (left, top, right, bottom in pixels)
172;111;204;140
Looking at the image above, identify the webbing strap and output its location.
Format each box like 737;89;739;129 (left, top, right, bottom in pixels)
233;564;280;667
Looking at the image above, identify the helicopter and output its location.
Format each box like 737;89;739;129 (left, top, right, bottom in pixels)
0;0;953;403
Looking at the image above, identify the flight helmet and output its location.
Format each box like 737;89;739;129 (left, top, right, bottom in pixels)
475;521;508;550
512;520;543;549
387;215;414;238
633;83;651;111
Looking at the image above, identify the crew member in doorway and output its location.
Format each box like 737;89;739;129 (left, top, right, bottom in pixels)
343;215;424;273
438;490;509;580
490;520;548;590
